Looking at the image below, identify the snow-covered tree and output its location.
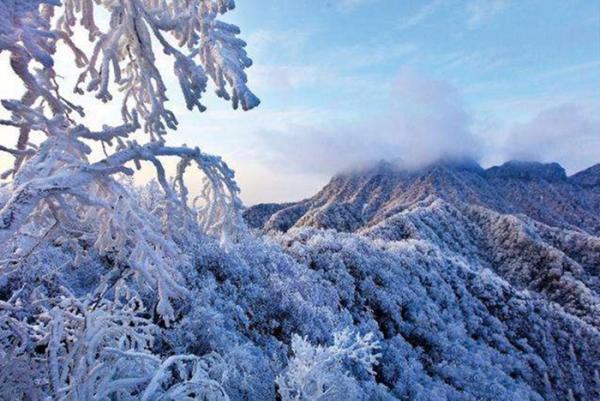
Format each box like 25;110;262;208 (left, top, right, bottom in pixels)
2;2;598;401
0;1;259;398
0;0;259;321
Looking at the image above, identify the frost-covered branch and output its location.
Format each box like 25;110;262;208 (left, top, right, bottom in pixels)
276;330;381;401
0;0;256;319
60;0;260;138
0;107;244;321
0;283;231;400
0;1;258;398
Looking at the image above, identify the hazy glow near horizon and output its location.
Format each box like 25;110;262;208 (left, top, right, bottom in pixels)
0;0;598;205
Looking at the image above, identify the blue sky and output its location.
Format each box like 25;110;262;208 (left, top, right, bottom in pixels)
182;0;599;204
0;0;598;204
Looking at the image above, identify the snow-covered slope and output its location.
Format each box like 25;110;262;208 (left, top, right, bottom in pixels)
246;160;600;235
571;163;600;188
3;160;600;400
271;226;600;400
242;159;600;400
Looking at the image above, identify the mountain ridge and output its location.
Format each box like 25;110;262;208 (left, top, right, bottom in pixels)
245;157;600;330
244;159;600;235
253;158;600;400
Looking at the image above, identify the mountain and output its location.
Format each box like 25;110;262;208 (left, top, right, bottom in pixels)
571;163;600;188
245;160;600;326
4;158;599;401
243;159;600;400
245;159;600;235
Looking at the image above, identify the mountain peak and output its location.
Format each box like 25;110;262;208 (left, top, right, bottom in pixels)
425;156;484;174
245;159;600;235
571;163;600;187
485;160;567;182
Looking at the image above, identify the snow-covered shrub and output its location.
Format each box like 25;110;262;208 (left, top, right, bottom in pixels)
0;270;232;400
276;330;380;401
272;226;600;401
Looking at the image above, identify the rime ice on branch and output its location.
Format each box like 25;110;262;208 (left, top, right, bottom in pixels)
0;1;259;398
60;0;260;138
0;0;258;319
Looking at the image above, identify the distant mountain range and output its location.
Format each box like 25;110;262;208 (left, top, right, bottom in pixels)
243;159;600;400
245;160;600;236
246;160;600;327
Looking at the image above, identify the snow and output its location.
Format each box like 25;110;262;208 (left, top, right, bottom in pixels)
0;1;599;400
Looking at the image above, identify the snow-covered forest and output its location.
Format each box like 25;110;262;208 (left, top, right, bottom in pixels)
0;1;599;400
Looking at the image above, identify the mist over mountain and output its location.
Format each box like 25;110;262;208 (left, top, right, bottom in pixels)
245;159;600;235
2;1;599;400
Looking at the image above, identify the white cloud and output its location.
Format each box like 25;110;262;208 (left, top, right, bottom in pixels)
322;42;418;70
500;104;600;173
334;0;380;12
532;60;600;83
252;68;480;174
397;0;511;31
251;64;323;92
246;29;313;60
435;49;508;72
398;0;446;30
466;0;510;29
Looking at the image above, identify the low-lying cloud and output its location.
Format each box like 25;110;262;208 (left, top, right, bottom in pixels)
254;68;481;174
466;0;510;29
501;104;600;173
252;67;599;179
